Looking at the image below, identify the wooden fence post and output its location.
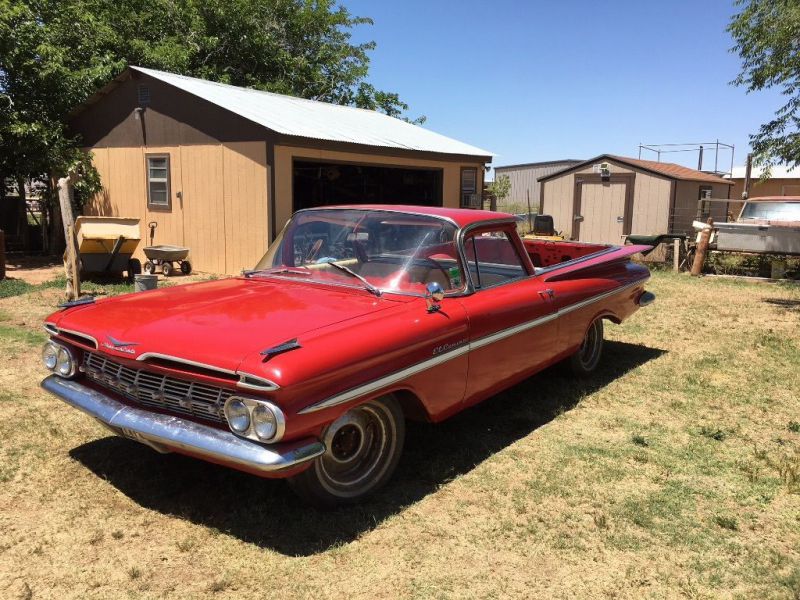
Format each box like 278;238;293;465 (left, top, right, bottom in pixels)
0;229;5;281
57;175;81;300
691;218;714;277
673;238;680;273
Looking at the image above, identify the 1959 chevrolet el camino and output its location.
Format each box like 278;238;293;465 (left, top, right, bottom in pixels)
41;205;654;505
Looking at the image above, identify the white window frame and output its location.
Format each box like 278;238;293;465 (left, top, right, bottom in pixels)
146;154;171;210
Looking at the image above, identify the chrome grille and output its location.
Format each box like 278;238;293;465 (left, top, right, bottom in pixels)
82;353;231;424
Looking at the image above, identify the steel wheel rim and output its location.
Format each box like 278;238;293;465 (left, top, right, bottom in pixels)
578;321;602;369
316;403;396;497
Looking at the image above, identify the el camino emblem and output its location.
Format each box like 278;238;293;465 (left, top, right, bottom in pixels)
102;335;139;354
432;339;467;356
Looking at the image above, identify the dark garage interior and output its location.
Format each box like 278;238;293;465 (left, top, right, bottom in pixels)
293;161;443;211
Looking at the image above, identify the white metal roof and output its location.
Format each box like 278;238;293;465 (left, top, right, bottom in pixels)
131;66;493;158
729;164;799;179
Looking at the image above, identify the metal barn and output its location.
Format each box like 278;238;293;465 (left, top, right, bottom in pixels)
493;159;582;211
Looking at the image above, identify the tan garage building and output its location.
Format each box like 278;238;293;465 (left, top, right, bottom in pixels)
538;155;732;245
69;67;492;274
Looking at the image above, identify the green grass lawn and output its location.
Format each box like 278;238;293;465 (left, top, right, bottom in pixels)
0;270;798;599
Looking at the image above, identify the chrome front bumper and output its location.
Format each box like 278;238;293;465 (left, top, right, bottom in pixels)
41;375;325;473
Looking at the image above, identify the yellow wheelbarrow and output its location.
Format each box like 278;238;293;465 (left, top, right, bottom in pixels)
75;216;142;283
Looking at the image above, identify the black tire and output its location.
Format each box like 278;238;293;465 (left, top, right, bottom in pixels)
127;259;141;284
143;261;155;275
288;395;405;507
161;262;173;277
570;318;604;376
180;261;192;275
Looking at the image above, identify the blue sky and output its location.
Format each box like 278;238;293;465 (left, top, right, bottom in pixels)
342;0;784;175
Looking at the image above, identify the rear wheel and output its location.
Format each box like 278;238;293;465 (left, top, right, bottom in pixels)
288;396;405;506
180;261;192;275
143;261;155;275
161;262;173;277
570;318;604;376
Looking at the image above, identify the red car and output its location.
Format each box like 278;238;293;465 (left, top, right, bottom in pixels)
41;206;653;505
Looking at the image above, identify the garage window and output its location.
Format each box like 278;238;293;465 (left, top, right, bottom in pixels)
146;155;171;210
461;167;479;208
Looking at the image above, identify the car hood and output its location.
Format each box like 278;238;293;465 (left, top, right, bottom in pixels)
51;277;408;373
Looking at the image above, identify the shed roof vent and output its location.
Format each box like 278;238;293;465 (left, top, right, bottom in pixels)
137;84;151;106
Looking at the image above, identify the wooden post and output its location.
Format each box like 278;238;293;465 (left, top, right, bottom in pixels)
526;189;533;233
57;175;81;300
0;229;6;281
691;218;714;277
673;238;680;273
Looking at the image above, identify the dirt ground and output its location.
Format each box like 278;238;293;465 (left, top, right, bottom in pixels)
0;269;798;599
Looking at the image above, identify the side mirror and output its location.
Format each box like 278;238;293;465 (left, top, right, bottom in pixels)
425;282;445;313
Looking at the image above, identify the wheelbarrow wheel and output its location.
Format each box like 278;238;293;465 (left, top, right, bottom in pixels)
162;262;173;277
143;261;155;275
127;259;142;284
180;261;192;275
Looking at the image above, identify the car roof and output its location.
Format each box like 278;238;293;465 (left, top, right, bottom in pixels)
746;196;800;202
303;204;515;228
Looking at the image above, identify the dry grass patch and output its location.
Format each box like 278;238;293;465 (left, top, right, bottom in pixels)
0;270;798;599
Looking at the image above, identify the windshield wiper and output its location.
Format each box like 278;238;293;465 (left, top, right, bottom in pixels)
326;261;382;297
243;267;312;278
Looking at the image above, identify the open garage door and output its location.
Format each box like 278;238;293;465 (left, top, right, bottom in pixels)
293;161;443;212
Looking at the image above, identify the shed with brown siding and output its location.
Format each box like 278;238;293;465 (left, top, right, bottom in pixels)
537;155;733;246
69;67;492;275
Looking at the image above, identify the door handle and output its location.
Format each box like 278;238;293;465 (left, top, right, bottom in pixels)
538;288;555;299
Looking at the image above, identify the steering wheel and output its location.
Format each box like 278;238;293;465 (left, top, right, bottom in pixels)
414;256;452;287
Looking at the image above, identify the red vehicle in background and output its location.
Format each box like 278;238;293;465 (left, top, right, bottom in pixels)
41;206;653;505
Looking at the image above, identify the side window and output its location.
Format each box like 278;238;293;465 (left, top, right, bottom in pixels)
464;230;527;289
146;155;171;210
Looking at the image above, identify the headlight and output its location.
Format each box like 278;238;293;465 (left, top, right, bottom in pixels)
252;403;278;441
224;398;250;433
42;342;77;378
56;347;75;377
42;342;59;370
223;397;285;442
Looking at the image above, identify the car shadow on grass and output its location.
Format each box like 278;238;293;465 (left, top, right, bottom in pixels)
69;340;665;556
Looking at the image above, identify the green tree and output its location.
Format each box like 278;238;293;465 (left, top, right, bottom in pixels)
487;175;511;203
729;0;800;168
0;0;419;251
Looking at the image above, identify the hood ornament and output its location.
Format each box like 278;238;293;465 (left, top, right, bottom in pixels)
103;335;140;354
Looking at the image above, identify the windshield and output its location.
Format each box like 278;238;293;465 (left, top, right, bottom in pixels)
740;201;800;221
252;209;465;296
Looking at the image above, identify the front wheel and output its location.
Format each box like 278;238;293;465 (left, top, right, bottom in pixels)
570;318;604;376
288;396;405;507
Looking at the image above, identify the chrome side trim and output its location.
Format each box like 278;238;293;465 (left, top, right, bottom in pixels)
469;312;559;350
298;277;649;414
558;277;648;317
298;344;471;414
44;323;59;335
57;328;99;349
41;375;323;473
